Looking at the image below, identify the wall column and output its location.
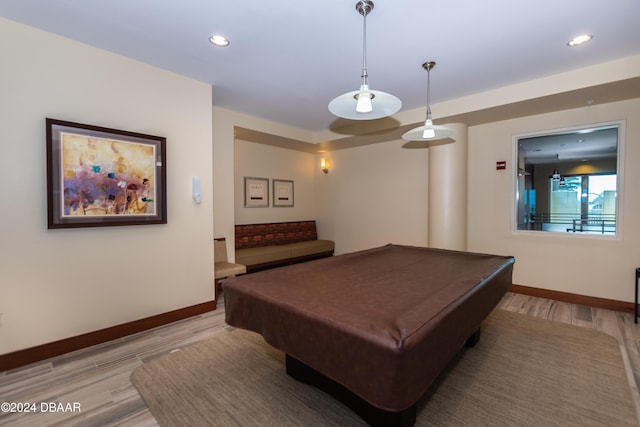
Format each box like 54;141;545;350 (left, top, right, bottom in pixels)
428;123;468;250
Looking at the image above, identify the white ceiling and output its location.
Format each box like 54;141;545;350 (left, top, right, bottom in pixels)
1;0;639;133
518;126;619;165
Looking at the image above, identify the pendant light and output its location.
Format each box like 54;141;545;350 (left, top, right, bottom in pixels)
328;1;402;120
402;61;455;141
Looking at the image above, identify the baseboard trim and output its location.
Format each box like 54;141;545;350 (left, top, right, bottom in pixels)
0;300;217;372
510;284;634;314
2;287;633;372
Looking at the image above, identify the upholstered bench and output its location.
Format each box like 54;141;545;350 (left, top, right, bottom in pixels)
235;220;334;272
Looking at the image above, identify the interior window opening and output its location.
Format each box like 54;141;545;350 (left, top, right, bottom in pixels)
516;124;620;236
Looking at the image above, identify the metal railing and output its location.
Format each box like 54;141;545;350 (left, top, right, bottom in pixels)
526;213;616;234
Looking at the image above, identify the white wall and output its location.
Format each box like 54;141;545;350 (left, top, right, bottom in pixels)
467;98;640;301
0;18;214;355
315;140;428;255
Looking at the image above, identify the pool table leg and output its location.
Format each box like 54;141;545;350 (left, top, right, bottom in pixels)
465;327;481;347
285;354;416;427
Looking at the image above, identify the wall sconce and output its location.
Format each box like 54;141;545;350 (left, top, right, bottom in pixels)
320;158;330;174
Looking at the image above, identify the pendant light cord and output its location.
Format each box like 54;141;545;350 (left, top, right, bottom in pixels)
360;6;368;87
426;67;432;120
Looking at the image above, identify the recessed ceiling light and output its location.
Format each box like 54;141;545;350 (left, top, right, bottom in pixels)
567;34;593;47
209;35;230;47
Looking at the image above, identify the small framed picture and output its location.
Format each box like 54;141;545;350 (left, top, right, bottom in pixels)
273;179;294;207
244;177;269;207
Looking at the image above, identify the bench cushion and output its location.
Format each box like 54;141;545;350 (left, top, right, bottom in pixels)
236;245;292;267
235;221;334;270
288;240;335;258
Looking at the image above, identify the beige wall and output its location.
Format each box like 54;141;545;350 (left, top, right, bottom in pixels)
211;57;640;304
315;140;428;254
0;18;214;355
215;98;640;303
234;140;315;225
214;116;428;257
213;108;315;262
467;98;640;301
3;15;638;359
212;107;237;257
229;137;428;255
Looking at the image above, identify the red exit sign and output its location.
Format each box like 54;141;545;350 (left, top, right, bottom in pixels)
496;161;506;170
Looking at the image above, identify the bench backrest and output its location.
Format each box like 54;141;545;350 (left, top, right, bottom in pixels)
235;221;318;250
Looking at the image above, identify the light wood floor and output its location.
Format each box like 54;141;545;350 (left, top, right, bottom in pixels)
2;292;640;426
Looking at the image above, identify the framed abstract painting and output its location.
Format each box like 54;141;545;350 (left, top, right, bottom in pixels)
46;118;167;229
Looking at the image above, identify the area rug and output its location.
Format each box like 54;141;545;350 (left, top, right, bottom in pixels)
131;310;639;426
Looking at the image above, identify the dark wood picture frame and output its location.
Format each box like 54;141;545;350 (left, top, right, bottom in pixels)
46;118;167;229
